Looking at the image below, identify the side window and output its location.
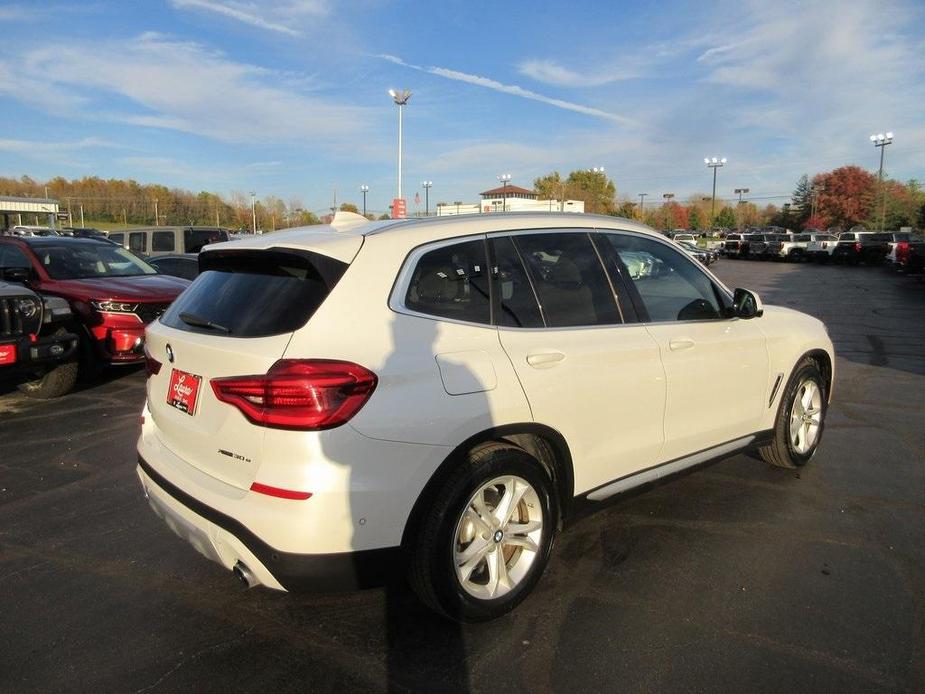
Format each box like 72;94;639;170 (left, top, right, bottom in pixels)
490;236;544;328
404;239;490;324
0;245;32;269
152;231;175;252
605;234;725;322
109;233;124;246
151;258;175;275
129;232;146;253
513;232;621;327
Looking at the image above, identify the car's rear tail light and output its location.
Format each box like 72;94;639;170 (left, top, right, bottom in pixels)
854;242;862;252
249;482;312;500
211;359;378;430
144;347;161;378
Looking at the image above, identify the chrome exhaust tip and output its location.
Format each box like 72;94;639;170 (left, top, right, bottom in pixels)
233;561;258;588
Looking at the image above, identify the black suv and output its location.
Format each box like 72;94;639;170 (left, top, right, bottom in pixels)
0;273;80;398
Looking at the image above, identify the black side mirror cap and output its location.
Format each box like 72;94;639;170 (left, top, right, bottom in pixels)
732;287;764;319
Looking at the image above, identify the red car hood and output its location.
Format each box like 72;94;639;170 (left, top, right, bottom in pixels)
45;274;190;302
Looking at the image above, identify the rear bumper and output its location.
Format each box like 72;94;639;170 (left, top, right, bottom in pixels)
137;456;400;591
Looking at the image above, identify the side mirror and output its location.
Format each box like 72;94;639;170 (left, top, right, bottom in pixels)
732;288;763;319
0;266;31;284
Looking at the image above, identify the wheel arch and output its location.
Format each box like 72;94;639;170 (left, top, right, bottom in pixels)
400;423;575;550
801;348;833;402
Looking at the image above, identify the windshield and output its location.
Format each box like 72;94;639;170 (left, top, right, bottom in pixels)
34;243;158;279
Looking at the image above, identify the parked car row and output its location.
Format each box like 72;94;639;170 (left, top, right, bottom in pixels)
723;230;919;266
0;236;189;397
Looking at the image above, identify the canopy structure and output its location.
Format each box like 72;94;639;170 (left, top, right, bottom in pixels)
0;196;60;230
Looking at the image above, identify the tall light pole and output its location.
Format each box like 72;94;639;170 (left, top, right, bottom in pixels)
662;193;674;229
360;185;369;217
638;192;648;220
250;191;256;234
734;188;749;230
154;198;159;227
389;89;412;211
705;157;727;225
421;181;433;216
497;173;512;211
870;132;894;231
591;167;605;213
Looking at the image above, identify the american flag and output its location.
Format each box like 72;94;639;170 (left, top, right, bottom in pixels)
414;192;421;205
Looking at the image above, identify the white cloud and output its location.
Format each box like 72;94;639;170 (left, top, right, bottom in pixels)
0;137;116;154
169;0;329;37
378;54;634;126
517;59;632;88
13;34;372;145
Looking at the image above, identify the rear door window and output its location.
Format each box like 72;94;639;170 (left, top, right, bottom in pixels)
510;232;622;328
160;249;347;337
404;239;490;324
109;233;124;246
129;232;146;253
152;231;175;252
489;236;544;328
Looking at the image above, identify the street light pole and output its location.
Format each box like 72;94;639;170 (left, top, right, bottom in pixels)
497;174;512;212
662;192;674;229
360;185;369;217
421;181;432;216
705;157;727;225
870;132;894;232
389;89;412;208
154;198;159;227
734;187;749;230
250;191;256;234
638;192;648;220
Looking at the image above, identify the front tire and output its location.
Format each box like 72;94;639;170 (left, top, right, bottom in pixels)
758;358;827;469
17;359;78;399
409;443;556;622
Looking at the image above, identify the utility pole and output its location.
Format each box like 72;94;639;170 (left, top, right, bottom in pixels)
498;174;512;212
734;187;750;230
79;204;84;227
638;193;648;220
250;191;256;234
154;198;159;226
360;185;369;217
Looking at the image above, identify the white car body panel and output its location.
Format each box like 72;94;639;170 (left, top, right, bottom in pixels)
137;212;834;593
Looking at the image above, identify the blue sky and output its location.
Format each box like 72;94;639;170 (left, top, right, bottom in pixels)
1;0;923;216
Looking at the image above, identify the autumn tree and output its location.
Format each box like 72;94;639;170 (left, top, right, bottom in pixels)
533;169;617;215
813;166;876;230
339;202;359;214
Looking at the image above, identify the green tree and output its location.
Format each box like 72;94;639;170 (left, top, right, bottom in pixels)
715;206;736;228
688;206;703;230
791;174;812;226
339;202;359;214
533;171;564;200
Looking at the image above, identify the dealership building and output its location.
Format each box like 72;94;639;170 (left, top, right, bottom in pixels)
0;196;61;231
436;184;585;216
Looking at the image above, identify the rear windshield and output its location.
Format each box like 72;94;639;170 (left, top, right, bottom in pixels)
160;248;347;337
868;233;892;242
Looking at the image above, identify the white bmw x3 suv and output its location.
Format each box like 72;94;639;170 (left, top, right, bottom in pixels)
137;212;834;621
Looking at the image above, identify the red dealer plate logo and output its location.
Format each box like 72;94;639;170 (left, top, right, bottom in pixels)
0;344;17;365
167;368;202;415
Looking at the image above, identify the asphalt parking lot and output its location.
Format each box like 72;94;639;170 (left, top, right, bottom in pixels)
1;259;924;693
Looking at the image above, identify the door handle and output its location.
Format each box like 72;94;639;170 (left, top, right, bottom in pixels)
669;338;695;352
526;351;565;368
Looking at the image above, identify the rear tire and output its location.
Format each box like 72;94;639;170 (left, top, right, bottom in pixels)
409;443;556;622
758;358;827;469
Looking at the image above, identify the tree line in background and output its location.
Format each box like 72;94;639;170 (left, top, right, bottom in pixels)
0;175;324;230
534;166;925;232
2;165;923;233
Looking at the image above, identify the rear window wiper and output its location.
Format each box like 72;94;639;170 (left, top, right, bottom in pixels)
179;311;231;333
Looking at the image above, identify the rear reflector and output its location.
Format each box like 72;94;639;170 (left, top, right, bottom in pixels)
250;482;312;500
211;359;378;430
144;347;162;378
